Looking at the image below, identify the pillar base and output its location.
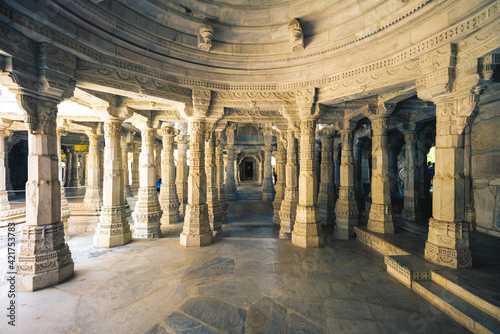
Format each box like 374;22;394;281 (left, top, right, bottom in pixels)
68;203;101;233
160;209;179;226
334;197;359;239
424;218;472;268
333;226;352;240
124;184;134;198
94;205;131;248
279;198;297;240
368;203;394;234
291;205;324;248
16;222;74;291
181;204;212;247
180;231;212;247
132;187;163;239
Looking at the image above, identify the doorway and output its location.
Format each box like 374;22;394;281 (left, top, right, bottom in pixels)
245;161;253;178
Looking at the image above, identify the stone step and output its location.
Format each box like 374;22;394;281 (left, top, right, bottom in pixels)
431;271;500;321
413;280;500;334
384;254;500;333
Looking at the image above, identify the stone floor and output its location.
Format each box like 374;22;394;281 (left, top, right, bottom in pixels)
0;200;468;334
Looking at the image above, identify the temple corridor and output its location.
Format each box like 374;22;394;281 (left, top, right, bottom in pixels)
0;201;467;333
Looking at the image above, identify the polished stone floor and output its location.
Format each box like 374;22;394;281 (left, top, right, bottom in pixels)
0;200;468;334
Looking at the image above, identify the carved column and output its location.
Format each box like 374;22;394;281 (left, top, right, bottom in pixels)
94;119;132;248
334;126;359;239
216;133;228;224
121;132;134;198
83;128;103;207
0;126;12;211
132;127;162;239
205;129;222;233
69;151;79;187
261;126;275;201
273;135;286;226
225;125;237;200
78;152;86;187
181;120;212;246
318;128;335;227
424;98;472;268
16;95;74;291
131;143;140;192
158;125;179;225
464;125;475;228
279;129;298;239
154;143;162;182
292;119;324;248
57;129;70;240
400;126;422;222
176;122;189;216
367;115;394;234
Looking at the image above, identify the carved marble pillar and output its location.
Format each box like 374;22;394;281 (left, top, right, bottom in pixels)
261;127;275;201
400;127;422;222
16;95;74;291
65;148;73;188
216;133;228;224
0;127;12;211
83;129;103;207
424;98;472;268
132;127;162;239
131;143;140;192
121;132;134;198
367;116;394;234
94;119;131;248
273;135;286;226
292;120;324;248
158;125;179;225
279;130;298;239
334;128;359;239
69;151;79;187
78;152;87;187
225;125;237;200
205;130;222;233
464;125;475;228
334;143;341;195
318;128;335;227
57;129;70;240
176;122;189;215
181;120;212;246
154;143;162;182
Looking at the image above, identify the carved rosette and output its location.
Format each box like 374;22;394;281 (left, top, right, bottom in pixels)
279;130;298;239
133;127;162;239
180;120;212;246
334;130;359;239
159;125;180;225
292;119;324;248
273;137;286;226
367;115;394;234
318;129;336;227
205;131;222;232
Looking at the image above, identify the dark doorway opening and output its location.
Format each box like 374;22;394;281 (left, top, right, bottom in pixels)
245;161;253;178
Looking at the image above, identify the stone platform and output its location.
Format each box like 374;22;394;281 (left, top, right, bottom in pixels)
0;201;468;333
355;223;500;333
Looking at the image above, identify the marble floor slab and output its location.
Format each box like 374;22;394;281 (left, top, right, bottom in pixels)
0;201;468;333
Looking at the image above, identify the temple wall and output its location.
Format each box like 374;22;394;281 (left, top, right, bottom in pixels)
472;82;500;237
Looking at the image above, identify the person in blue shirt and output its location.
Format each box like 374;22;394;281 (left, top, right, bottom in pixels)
156;178;161;191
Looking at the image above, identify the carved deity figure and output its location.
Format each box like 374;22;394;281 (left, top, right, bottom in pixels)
198;18;214;52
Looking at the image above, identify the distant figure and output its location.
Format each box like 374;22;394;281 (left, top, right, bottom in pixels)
428;162;435;188
156;178;162;191
273;172;277;184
